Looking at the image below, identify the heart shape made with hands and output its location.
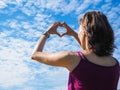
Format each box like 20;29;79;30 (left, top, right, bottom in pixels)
46;22;71;37
56;22;68;37
57;26;67;36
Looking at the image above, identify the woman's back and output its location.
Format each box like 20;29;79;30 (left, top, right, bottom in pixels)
31;11;120;90
83;51;117;67
68;52;119;90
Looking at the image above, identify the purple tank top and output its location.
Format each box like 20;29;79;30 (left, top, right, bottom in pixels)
68;52;119;90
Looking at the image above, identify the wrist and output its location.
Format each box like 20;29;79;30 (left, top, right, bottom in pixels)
71;31;77;37
43;32;50;38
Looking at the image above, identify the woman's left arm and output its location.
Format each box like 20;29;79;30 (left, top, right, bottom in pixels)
31;22;79;69
31;34;78;68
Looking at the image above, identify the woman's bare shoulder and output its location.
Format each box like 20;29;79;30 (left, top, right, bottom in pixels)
66;51;81;72
84;52;117;67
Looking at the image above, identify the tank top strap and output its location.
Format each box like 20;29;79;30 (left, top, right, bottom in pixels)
77;52;86;60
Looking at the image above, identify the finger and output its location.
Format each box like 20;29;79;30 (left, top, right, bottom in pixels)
51;22;59;29
52;22;58;26
61;22;66;25
57;22;62;27
56;21;61;25
58;22;62;27
61;21;65;24
56;32;61;37
61;22;68;28
54;21;59;24
53;21;60;26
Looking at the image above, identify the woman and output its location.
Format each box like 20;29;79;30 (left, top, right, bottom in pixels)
31;11;119;90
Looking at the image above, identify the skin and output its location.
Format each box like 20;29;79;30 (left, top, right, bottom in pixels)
31;22;117;72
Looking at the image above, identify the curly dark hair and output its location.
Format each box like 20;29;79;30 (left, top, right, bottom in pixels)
80;11;115;56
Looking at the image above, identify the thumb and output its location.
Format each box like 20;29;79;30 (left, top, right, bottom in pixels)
61;32;67;37
56;32;61;37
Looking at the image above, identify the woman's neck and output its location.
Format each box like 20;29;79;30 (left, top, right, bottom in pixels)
82;49;93;54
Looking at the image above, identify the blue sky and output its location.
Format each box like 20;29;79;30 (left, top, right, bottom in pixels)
0;0;120;90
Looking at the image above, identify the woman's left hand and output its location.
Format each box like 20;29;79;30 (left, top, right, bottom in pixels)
45;22;61;37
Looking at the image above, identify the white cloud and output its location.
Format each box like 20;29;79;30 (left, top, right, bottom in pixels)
101;3;112;13
0;0;120;89
21;7;36;16
0;1;7;8
34;13;52;22
0;0;80;15
31;66;68;90
76;0;92;14
0;0;61;16
60;0;79;14
22;87;34;90
0;60;32;87
9;20;20;29
0;30;34;87
0;31;12;38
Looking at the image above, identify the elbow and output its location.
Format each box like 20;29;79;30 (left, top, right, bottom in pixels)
31;52;40;61
31;53;36;60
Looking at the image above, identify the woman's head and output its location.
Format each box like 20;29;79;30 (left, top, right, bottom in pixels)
78;11;115;56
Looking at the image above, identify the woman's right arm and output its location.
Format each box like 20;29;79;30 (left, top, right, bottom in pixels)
71;31;81;46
